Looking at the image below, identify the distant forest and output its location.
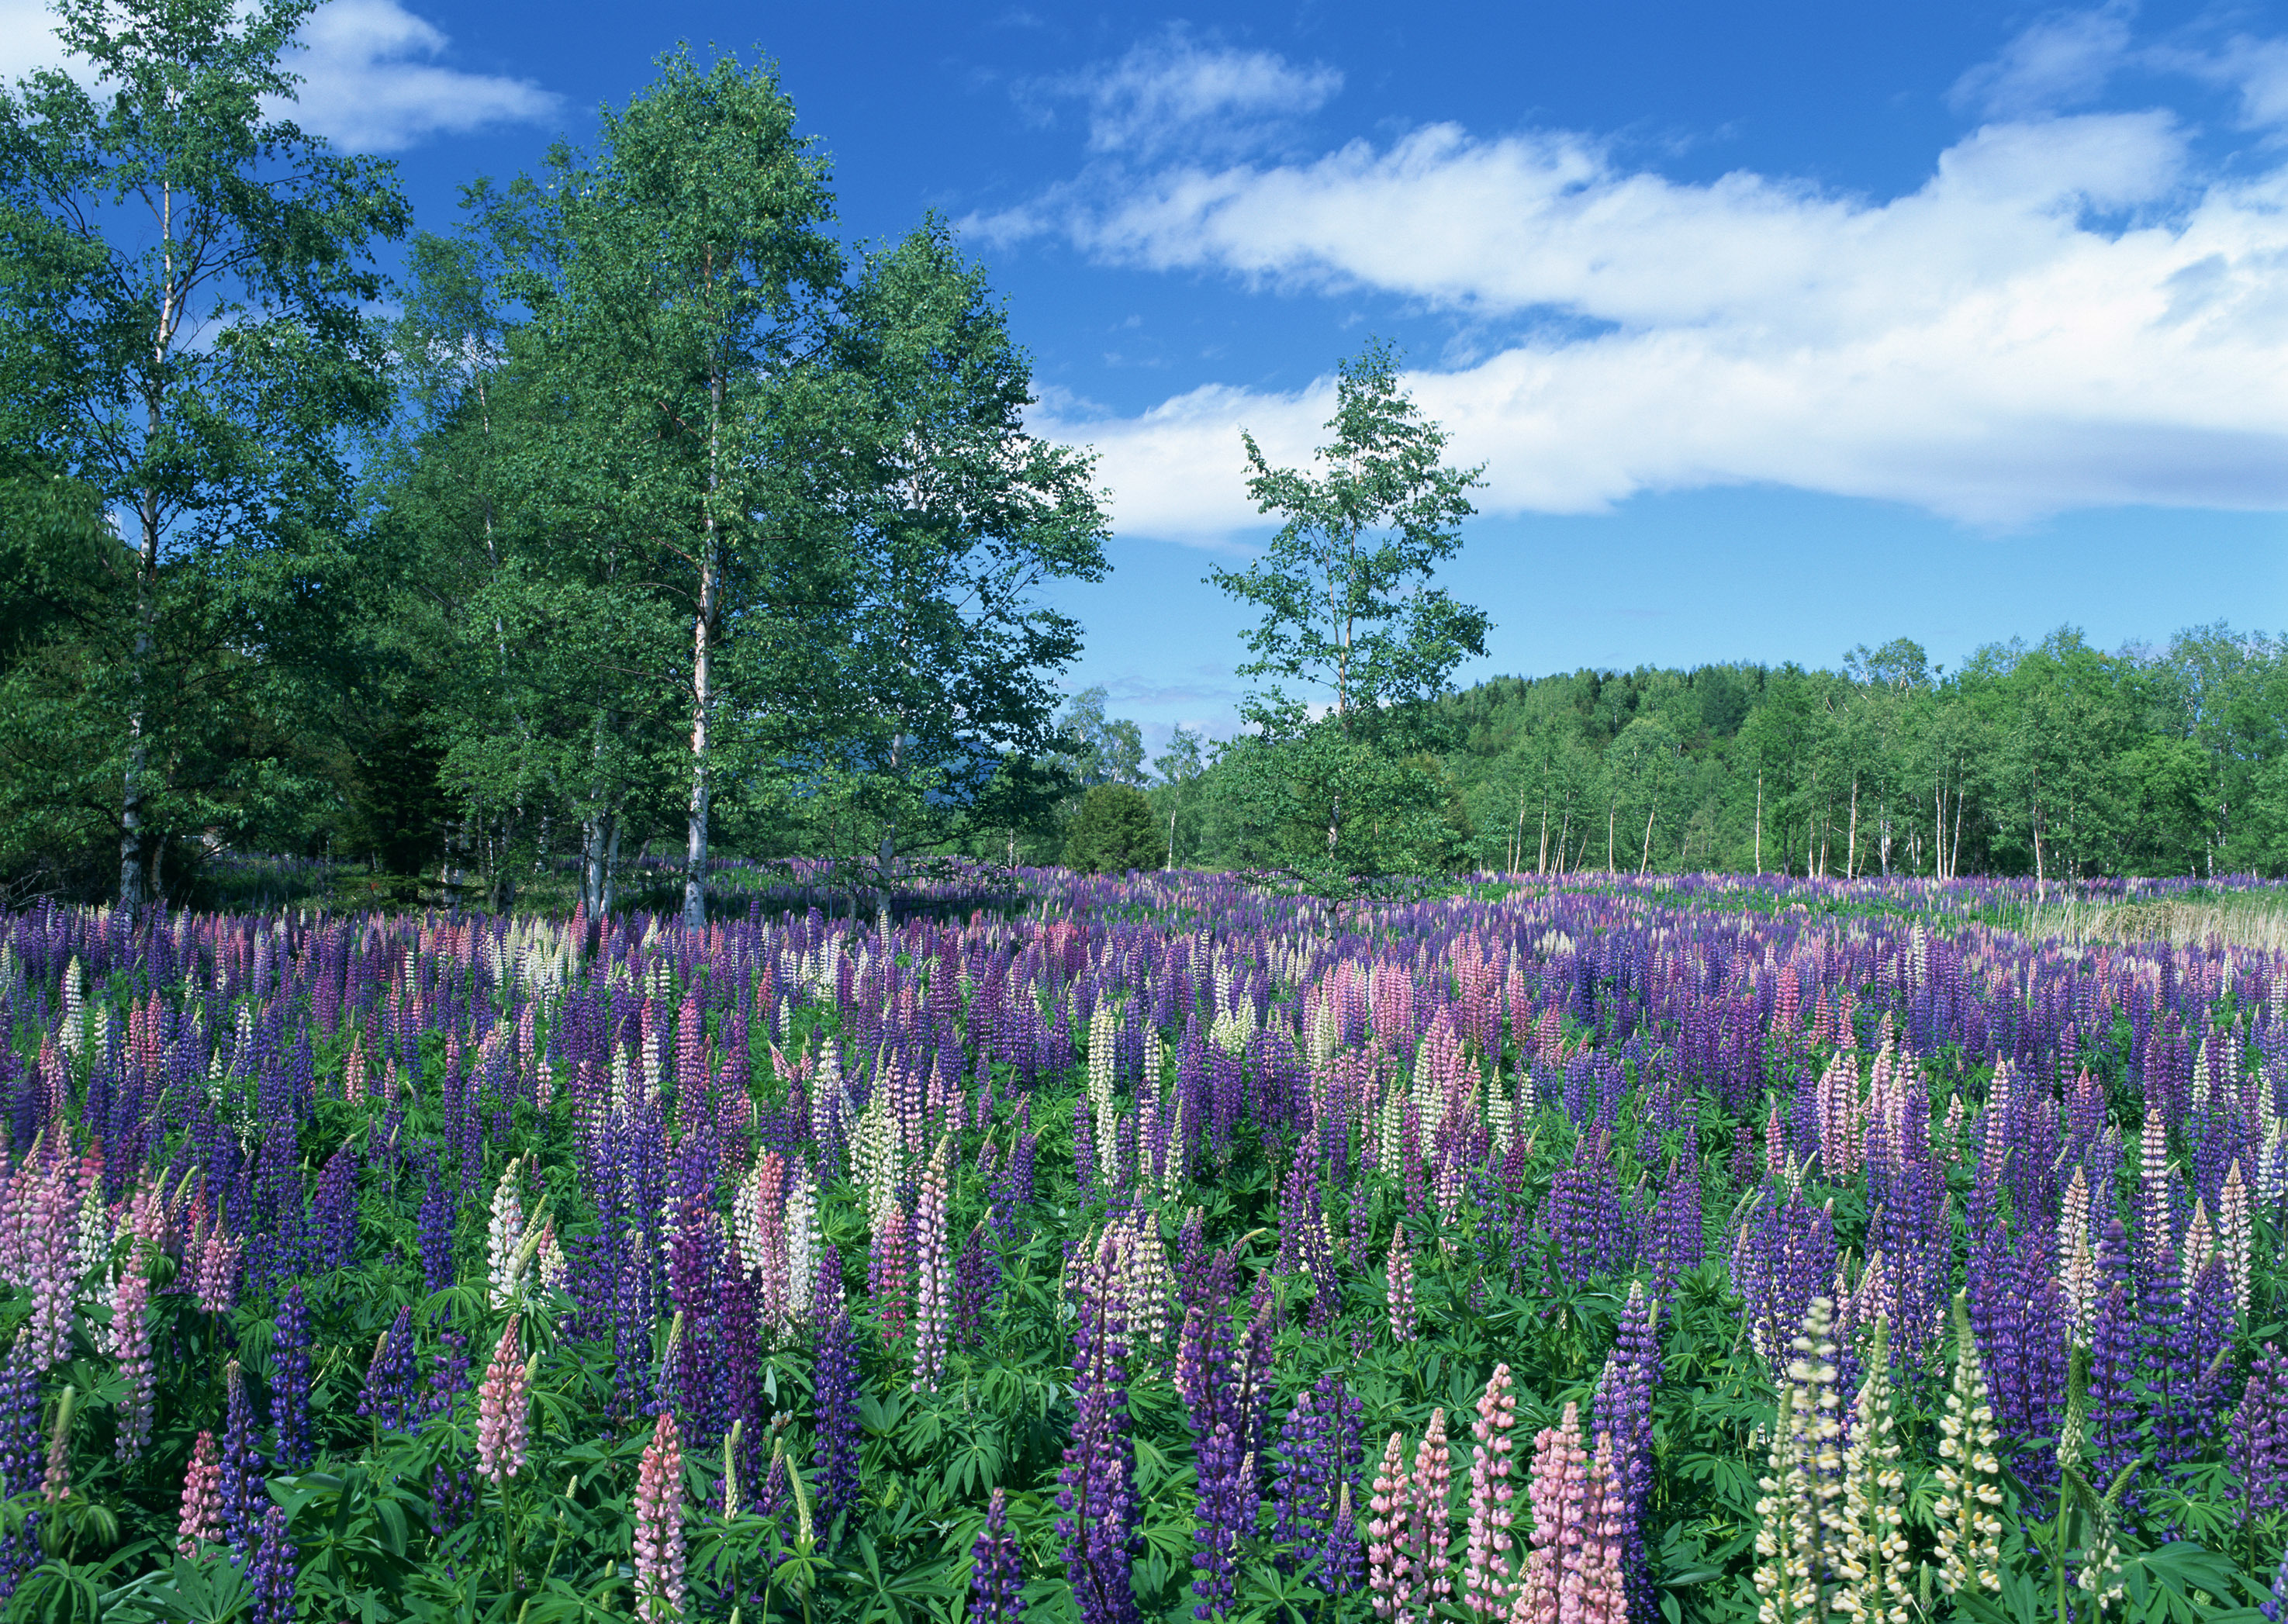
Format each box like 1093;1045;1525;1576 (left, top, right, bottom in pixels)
1139;625;2288;882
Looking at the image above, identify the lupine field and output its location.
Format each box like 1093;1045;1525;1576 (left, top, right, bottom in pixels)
0;871;2283;1622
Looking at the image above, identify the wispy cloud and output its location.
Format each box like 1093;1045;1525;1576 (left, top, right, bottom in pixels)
1005;20;2288;537
1949;2;2134;119
1019;28;1340;163
0;0;558;151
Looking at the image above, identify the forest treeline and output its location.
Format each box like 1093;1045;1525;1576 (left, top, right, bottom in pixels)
1132;625;2288;882
2;2;2281;910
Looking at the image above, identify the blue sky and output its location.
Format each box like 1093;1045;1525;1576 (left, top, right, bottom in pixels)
6;0;2285;744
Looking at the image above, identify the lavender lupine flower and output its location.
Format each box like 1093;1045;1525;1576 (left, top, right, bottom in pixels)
1461;1363;1519;1618
219;1359;264;1553
2231;1343;2288;1520
109;1259;153;1463
476;1317;532;1488
177;1429;223;1555
2264;1544;2288;1624
871;1204;913;1347
249;1502;297;1624
812;1247;862;1534
0;1345;41;1595
1059;1227;1142;1624
969;1486;1026;1624
271;1285;312;1471
633;1411;686;1622
913;1135;952;1392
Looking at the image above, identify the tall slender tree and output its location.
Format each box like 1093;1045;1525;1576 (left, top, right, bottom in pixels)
1211;340;1488;881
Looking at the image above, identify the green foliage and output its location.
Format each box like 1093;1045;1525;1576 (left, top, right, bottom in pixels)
0;0;410;907
1061;783;1159;872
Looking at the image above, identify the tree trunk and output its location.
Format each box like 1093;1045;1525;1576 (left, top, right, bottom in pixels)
683;365;724;931
1639;803;1656;875
1605;798;1616;875
1845;776;1859;879
1753;772;1764;877
1536;790;1550;876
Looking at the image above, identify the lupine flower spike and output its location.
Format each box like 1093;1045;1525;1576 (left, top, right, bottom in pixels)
1933;1291;2005;1599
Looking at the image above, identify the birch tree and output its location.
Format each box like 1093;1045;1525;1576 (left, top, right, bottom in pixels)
519;50;842;926
1210;340;1488;883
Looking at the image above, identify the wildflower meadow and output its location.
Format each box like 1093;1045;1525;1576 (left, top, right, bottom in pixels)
0;869;2282;1622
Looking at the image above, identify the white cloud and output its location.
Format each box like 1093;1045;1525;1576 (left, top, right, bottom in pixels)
0;0;556;151
1035;30;1341;161
1009;29;2288;537
1951;3;2134;119
279;0;558;150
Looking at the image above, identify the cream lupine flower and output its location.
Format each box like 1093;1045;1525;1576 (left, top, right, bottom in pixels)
2220;1160;2253;1323
1754;1296;1844;1624
1831;1318;1910;1624
2058;1166;2096;1345
485;1158;525;1308
1933;1292;2005;1598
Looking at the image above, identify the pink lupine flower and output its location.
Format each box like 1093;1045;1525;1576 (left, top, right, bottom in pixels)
177;1429;223;1555
194;1227;241;1315
1464;1363;1519;1619
1367;1431;1410;1621
1387;1230;1416;1345
633;1410;686;1620
1576;1433;1630;1624
1406;1407;1453;1612
475;1317;531;1487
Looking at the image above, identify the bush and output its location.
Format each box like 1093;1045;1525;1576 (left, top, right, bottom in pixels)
1062;783;1160;872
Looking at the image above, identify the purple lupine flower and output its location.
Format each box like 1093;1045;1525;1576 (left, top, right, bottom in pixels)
272;1285;313;1471
1059;1227;1142;1624
0;1343;41;1598
358;1306;420;1434
1540;1128;1626;1287
812;1247;862;1536
1593;1280;1661;1623
2087;1220;2145;1505
313;1145;358;1271
1073;1094;1098;1201
417;1161;455;1294
953;1225;995;1349
2231;1343;2288;1520
2264;1543;2288;1624
1271;1371;1365;1597
969;1486;1026;1624
1644;1132;1702;1301
219;1359;264;1553
249;1502;297;1624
